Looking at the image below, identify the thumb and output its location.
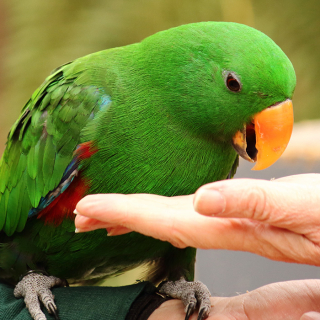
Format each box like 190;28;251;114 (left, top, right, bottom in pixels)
193;176;320;232
301;312;320;320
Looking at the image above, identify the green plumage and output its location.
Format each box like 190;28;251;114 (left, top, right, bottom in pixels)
0;22;295;285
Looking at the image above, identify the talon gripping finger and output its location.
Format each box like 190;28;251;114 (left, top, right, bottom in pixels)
159;278;211;320
197;307;209;320
185;303;196;320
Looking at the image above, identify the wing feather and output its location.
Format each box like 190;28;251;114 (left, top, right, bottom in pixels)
16;182;31;233
0;191;8;231
0;58;112;236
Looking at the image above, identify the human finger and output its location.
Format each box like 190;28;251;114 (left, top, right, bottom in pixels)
75;193;196;248
300;312;320;320
194;176;320;235
74;211;131;234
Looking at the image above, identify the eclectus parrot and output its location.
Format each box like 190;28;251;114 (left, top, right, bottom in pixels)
0;22;295;320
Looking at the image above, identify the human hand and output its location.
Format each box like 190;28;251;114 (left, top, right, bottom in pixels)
74;173;320;265
193;173;320;265
149;280;320;320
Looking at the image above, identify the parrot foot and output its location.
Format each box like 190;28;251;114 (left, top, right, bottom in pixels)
14;271;67;320
159;278;211;320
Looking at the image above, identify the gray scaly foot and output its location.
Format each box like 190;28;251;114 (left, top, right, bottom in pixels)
14;271;67;320
159;278;211;320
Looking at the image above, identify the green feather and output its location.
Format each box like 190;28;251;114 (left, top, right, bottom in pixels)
26;173;37;208
0;160;9;193
58;103;78;122
5;180;23;235
0;193;7;231
33;140;45;192
16;182;32;233
39;91;51;110
42;135;56;191
49;154;72;191
27;145;37;180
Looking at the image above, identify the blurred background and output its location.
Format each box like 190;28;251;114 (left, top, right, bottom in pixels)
1;0;320;295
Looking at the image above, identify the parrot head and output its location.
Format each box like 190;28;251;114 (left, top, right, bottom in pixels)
138;22;296;170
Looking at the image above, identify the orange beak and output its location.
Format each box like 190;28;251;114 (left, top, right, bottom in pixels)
232;99;294;170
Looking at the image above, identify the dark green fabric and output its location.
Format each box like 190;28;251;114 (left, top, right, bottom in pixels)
0;281;153;320
126;287;170;320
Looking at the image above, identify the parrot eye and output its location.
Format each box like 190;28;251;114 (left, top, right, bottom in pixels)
225;73;241;92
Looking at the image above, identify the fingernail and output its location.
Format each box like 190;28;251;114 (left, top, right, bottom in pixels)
301;312;320;320
106;228;128;236
74;209;79;215
194;189;226;216
107;228;115;236
75;228;82;233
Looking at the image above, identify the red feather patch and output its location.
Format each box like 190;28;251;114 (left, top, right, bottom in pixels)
75;141;98;160
37;141;97;225
37;174;90;225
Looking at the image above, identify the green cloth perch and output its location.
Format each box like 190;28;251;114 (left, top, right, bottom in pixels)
0;281;154;320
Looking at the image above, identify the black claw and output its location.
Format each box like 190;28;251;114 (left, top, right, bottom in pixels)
48;302;60;320
52;310;60;320
197;308;207;320
64;279;69;287
185;303;195;320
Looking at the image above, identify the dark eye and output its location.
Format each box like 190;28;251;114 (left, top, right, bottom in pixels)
226;74;241;92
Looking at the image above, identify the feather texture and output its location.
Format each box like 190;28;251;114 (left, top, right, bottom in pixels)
0;63;111;236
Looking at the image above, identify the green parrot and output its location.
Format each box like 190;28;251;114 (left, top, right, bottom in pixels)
0;22;295;320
